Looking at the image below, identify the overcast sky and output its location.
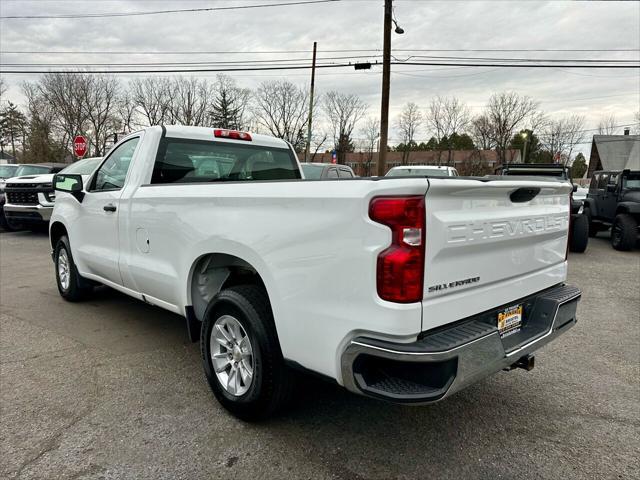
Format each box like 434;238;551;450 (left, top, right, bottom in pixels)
1;0;639;155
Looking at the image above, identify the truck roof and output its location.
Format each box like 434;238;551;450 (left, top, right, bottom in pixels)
162;125;291;150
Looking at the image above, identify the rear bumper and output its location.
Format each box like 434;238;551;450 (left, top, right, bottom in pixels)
340;284;580;404
3;203;52;223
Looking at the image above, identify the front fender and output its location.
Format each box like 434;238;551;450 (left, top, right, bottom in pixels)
616;202;640;215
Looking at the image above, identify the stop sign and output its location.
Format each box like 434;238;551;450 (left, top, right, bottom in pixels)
73;135;88;158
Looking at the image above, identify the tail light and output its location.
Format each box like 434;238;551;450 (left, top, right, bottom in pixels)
214;129;252;141
369;196;425;303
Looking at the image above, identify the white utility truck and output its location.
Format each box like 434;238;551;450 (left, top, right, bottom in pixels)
50;126;581;420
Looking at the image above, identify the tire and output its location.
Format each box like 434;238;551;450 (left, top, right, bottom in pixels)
54;235;93;301
201;284;293;421
0;211;16;231
0;212;21;231
569;214;589;253
584;207;600;237
611;214;637;251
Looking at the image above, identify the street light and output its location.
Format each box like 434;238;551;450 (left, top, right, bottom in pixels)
522;131;529;163
393;19;404;34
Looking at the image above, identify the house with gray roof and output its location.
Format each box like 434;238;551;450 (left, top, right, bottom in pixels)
588;132;640;177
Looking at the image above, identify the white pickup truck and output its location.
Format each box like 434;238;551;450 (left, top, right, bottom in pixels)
50;126;581;420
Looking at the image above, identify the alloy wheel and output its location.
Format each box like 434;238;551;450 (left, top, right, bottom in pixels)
210;315;254;396
58;248;70;291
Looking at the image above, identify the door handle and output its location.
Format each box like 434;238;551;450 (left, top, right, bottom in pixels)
103;204;117;212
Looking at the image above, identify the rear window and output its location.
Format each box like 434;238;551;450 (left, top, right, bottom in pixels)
338;168;354;178
151;138;300;184
598;174;609;189
387;168;449;177
623;173;640;189
301;164;325;179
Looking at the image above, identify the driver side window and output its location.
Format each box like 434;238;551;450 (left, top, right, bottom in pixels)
92;137;140;191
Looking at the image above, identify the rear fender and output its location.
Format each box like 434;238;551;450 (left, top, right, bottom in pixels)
583;198;597;215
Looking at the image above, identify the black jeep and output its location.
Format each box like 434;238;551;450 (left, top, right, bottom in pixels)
496;163;589;253
583;169;640;251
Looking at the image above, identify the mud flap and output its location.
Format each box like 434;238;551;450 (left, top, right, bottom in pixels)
185;305;201;342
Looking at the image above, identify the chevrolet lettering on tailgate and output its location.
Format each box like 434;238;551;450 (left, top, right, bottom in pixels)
446;214;568;244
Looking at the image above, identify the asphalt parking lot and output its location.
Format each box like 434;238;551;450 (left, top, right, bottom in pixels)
1;231;638;480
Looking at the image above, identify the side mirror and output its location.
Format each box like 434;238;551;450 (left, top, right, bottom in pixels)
54;174;84;201
606;184;616;193
572;184;578;193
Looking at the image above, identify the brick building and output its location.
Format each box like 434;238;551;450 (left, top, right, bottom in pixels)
304;149;522;176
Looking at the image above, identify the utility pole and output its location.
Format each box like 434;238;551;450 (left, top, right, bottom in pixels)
377;0;392;177
304;41;317;162
522;131;529;163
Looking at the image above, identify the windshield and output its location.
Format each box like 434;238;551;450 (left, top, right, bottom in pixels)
387;168;450;177
0;165;18;178
61;158;102;175
623;173;640;189
301;164;325;179
14;165;51;176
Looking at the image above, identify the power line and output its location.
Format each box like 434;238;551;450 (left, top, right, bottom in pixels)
0;0;340;19
0;63;355;74
0;55;383;67
2;48;638;55
393;61;639;69
393;55;639;63
1;61;638;74
5;55;639;67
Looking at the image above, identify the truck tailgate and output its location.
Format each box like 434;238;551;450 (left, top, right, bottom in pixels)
422;177;572;330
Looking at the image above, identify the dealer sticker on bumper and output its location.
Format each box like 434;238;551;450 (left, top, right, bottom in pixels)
498;304;523;338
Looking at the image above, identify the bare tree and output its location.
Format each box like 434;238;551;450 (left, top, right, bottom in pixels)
130;77;171;126
253;80;309;150
540;115;586;165
426;96;470;165
33;73;88;154
395;102;422;164
323;91;367;164
209;74;252;130
22;82;68;161
81;75;121;156
116;90;139;134
634;111;640;135
471;114;495;150
485;92;539;165
360;117;379;175
597;114;618;135
309;132;328;162
167;77;213;126
0;78;7;101
427;96;470;140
